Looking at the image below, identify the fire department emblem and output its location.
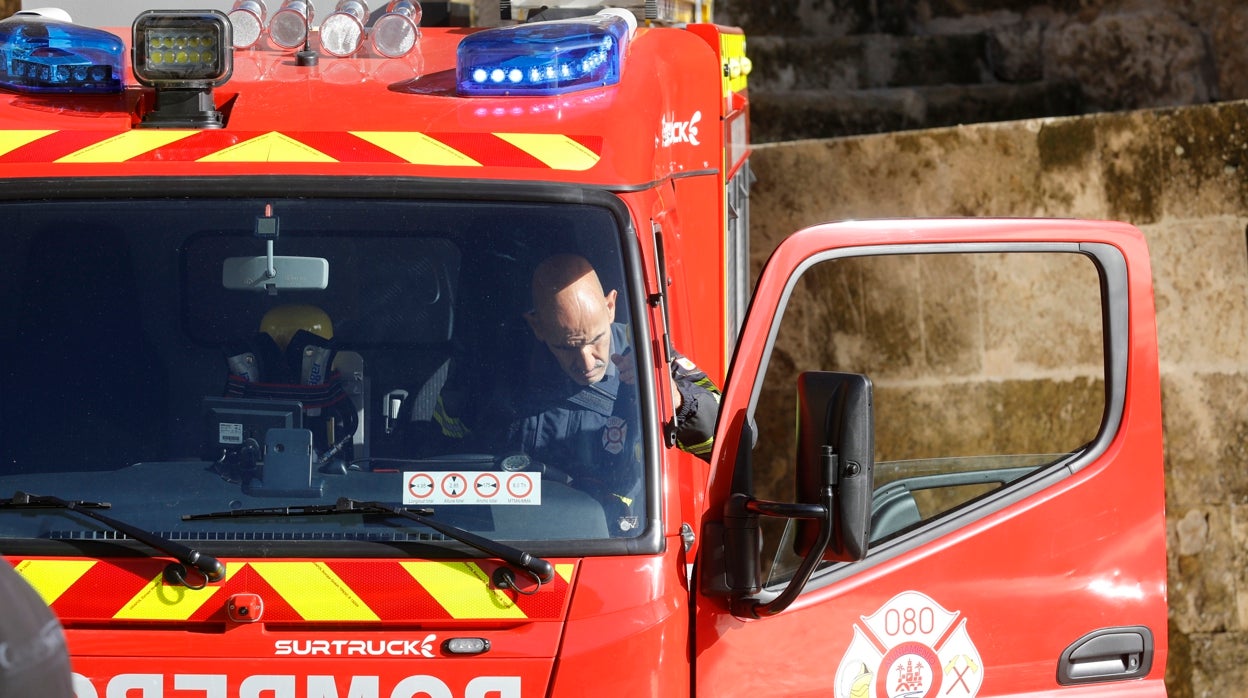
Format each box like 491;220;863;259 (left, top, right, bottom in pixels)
834;591;982;698
602;416;627;454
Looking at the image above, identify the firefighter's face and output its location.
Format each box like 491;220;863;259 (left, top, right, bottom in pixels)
529;286;618;386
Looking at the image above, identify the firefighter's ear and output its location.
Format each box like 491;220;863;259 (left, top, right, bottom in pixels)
604;289;617;319
524;309;544;341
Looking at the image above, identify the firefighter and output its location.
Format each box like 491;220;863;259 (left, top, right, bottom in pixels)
436;253;720;534
523;252;719;461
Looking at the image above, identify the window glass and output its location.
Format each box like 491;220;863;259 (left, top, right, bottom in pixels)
757;251;1105;582
1;197;649;551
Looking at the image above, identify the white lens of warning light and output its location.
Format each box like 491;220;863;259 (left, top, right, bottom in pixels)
444;638;489;655
227;0;267;48
370;0;421;58
320;0;368;57
268;0;313;50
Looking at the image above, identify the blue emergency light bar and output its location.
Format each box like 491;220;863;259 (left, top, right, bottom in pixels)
0;12;123;94
456;9;635;97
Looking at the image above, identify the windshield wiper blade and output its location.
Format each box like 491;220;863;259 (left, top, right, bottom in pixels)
185;497;554;584
3;491;225;588
0;493;110;509
182;501;433;519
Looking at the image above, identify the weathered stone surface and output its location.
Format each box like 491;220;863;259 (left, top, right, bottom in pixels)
985;20;1046;83
1149;218;1248;368
717;0;875;36
725;0;1245;141
1162;374;1248;509
1168;505;1235;634
1183;630;1248;698
748;34;990;92
1209;5;1248;101
1044;10;1214;111
751;81;1085;143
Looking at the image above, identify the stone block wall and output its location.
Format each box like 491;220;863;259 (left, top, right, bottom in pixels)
722;0;1248;142
747;100;1248;696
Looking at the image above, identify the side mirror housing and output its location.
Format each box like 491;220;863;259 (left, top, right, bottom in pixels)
717;371;875;619
794;371;874;562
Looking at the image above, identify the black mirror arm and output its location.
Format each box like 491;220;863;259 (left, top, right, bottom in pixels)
730;478;835;619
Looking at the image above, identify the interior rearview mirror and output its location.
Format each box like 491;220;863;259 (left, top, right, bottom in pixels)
223;256;329;292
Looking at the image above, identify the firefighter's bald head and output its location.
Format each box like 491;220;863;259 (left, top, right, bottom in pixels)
526;254;618;385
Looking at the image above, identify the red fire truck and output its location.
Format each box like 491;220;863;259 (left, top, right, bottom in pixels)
0;2;1167;697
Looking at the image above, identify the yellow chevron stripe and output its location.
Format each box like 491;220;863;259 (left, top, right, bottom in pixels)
56;130;197;163
13;559;95;605
555;563;574;584
114;570;223;620
198;131;337;163
251;561;379;621
399;561;526;619
351;131;481;167
0;130;54;157
495;133;599;171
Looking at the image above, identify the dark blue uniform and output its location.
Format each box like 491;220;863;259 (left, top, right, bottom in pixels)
505;324;645;532
435;323;720;535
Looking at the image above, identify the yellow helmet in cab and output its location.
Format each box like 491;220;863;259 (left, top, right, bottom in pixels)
260;304;333;351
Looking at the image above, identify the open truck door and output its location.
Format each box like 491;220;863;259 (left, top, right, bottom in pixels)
696;219;1167;697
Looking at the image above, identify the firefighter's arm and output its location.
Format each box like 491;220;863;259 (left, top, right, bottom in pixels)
670;353;720;462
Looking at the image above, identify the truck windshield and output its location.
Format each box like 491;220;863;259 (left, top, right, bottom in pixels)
1;196;646;551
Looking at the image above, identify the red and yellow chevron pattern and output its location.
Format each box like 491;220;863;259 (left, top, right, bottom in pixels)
0;130;603;170
12;557;576;624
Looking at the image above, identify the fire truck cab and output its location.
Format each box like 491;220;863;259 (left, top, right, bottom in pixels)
0;2;1167;697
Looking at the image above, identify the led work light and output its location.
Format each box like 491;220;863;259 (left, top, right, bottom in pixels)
132;10;233;128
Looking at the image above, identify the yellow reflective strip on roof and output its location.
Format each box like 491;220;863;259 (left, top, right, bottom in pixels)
495;133;599;171
114;570;223;620
198;132;337;163
0;130;54;157
55;130;197;163
555;563;574;584
251;561;379;621
13;560;95;605
351;131;481;167
399;561;526;619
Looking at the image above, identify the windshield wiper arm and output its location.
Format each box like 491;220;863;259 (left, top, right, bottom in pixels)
185;497;554;584
2;491;225;589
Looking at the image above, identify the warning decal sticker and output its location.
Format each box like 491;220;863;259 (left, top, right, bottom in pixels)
402;471;540;505
834;591;983;698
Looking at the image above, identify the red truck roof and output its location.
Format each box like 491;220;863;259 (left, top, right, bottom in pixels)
0;21;725;186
